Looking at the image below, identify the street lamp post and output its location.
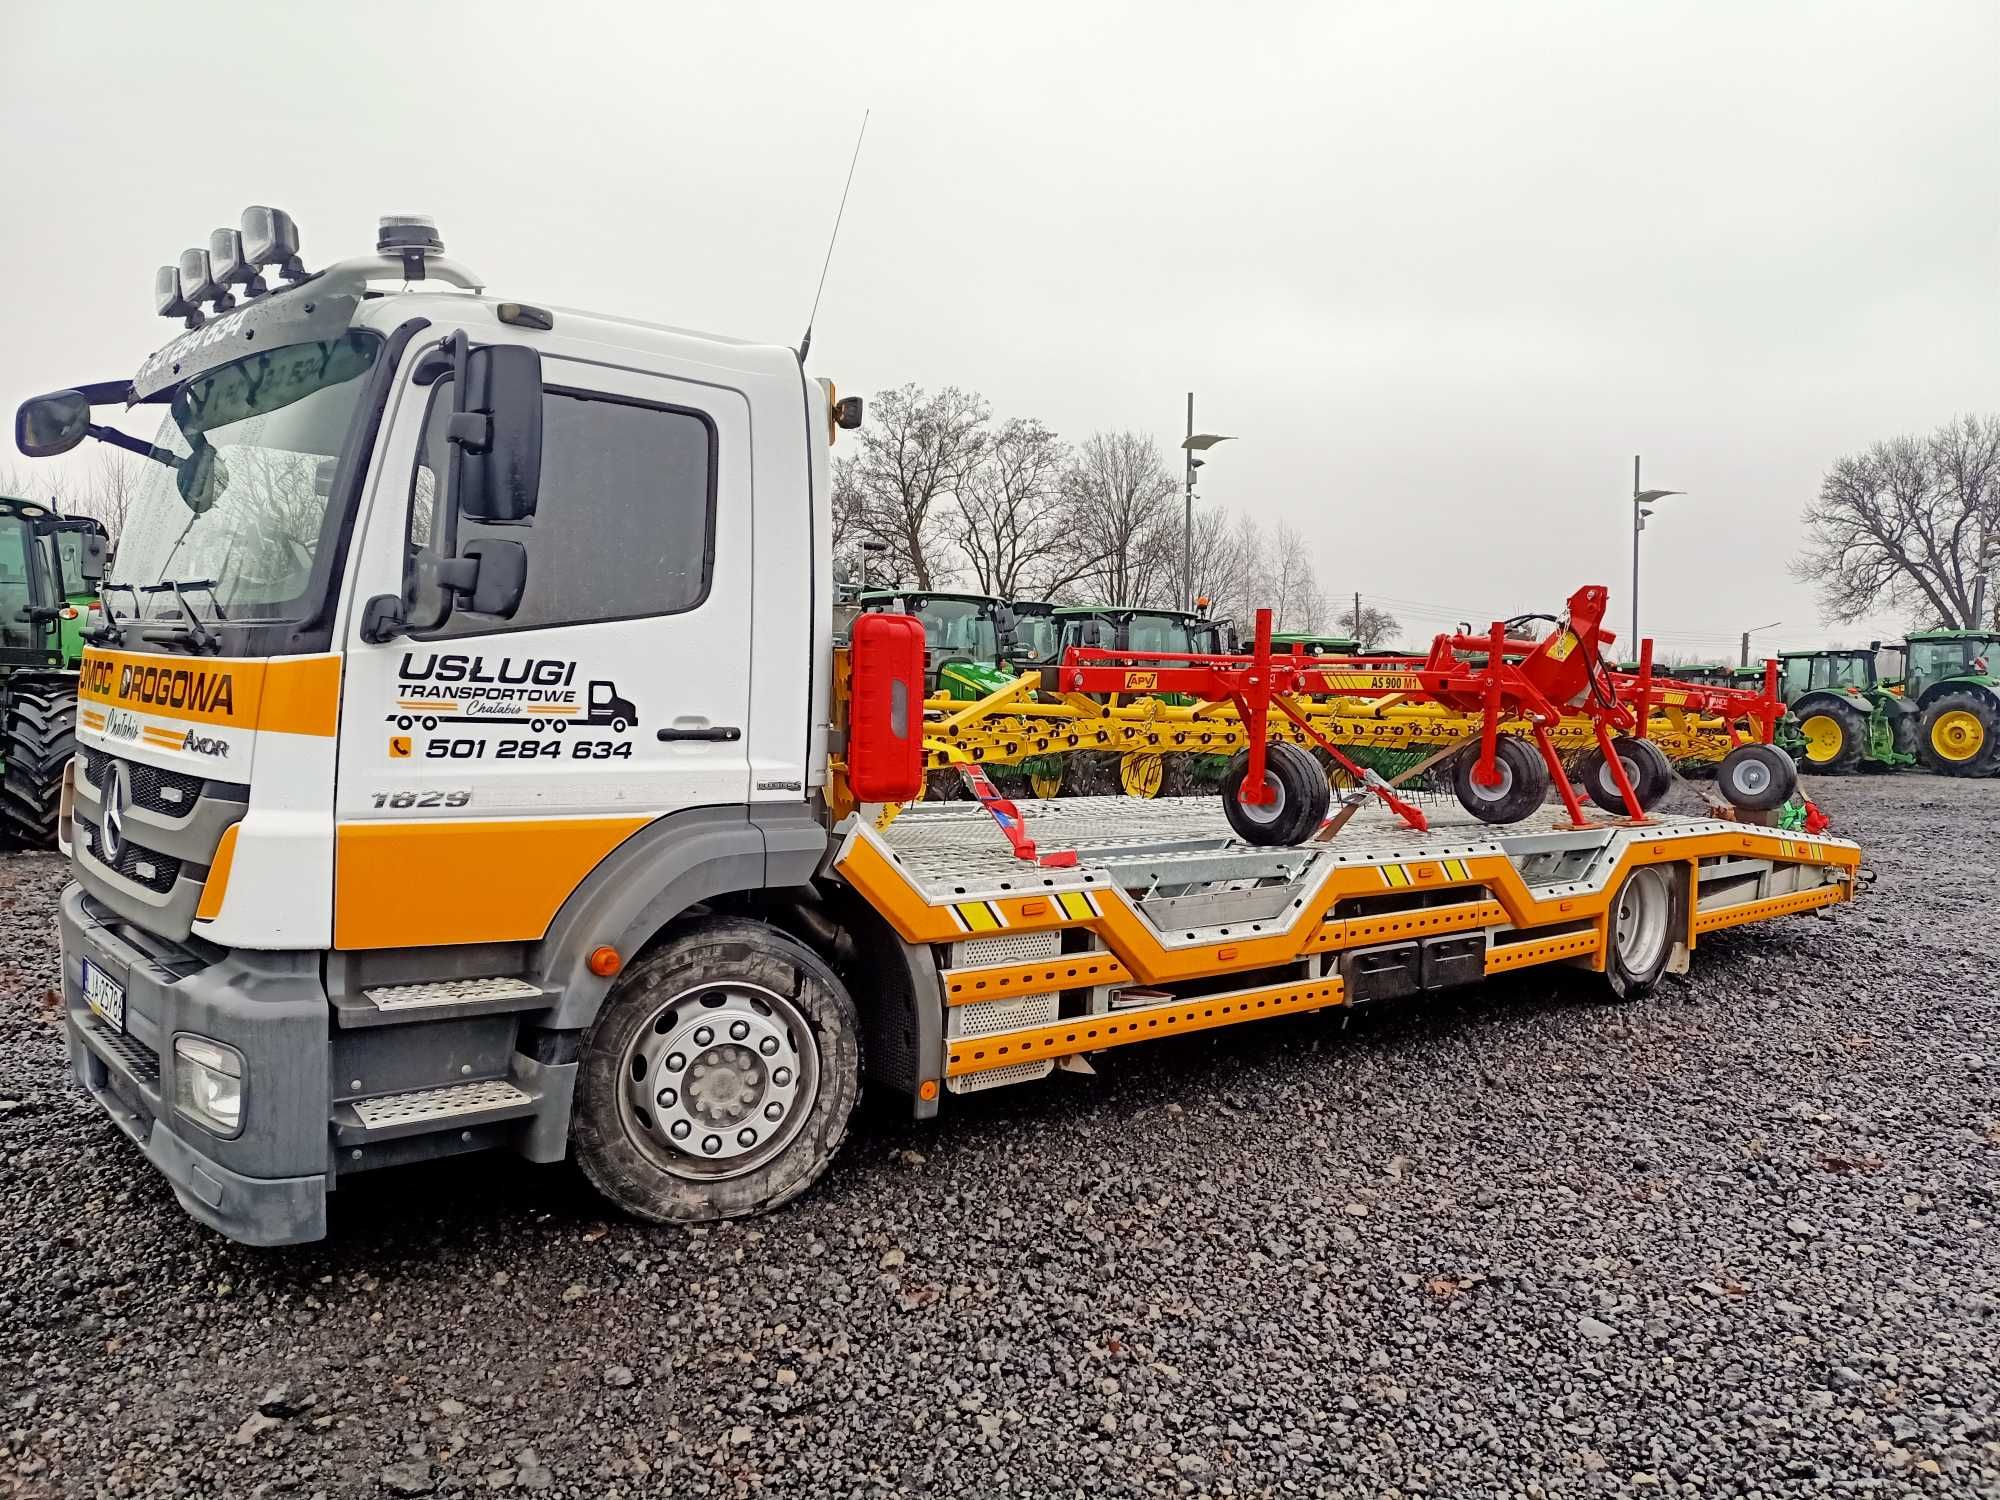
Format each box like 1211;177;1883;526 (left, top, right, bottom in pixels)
1740;619;1782;669
1181;399;1235;611
1629;453;1684;651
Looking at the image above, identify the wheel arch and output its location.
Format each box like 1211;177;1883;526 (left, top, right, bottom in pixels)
1917;679;2000;714
533;804;828;1030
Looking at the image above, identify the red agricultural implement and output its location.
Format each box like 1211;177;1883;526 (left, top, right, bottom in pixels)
1056;584;1797;847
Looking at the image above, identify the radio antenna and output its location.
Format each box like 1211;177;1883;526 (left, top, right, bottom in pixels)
798;108;869;365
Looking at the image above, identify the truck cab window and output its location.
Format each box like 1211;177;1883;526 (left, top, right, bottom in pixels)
410;379;716;634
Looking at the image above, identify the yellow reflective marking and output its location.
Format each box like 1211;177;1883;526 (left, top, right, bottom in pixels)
956;901;1002;932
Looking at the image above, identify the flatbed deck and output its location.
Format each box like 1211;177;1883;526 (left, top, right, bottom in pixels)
831;795;1861;1093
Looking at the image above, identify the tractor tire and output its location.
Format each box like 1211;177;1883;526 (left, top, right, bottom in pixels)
1576;737;1673;814
1889;707;1919;761
1;680;80;848
1451;735;1550;825
572;916;861;1224
1916;691;2000;777
1220;740;1329;846
1795;697;1867;774
1715;743;1797;810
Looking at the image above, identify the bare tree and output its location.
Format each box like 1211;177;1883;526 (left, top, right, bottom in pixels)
1335;601;1402;650
1187;508;1258;621
841;384;990;590
1794;414;1999;628
0;463;74;511
1063;431;1178;606
1264;522;1325;631
70;450;145;544
950;418;1092;597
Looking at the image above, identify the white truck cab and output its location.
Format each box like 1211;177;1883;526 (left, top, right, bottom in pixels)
19;209;1863;1246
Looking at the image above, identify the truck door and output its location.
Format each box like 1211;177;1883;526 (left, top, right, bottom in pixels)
333;347;754;951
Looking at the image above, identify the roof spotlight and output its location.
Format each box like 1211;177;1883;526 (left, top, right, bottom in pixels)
155;264;199;326
209;227;264;300
178;247;219;307
240;205;306;282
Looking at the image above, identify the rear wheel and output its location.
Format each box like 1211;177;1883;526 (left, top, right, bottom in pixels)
1220;740;1329;845
0;679;80;848
1451;735;1549;824
1716;743;1797;810
1796;697;1867;774
573;917;861;1224
1917;691;1999;776
1602;865;1676;1000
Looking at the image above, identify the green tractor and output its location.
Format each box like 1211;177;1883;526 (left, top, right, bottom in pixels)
1900;628;2000;776
1777;647;1916;774
0;497;109;845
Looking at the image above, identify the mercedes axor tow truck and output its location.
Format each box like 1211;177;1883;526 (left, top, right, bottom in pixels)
17;208;1864;1246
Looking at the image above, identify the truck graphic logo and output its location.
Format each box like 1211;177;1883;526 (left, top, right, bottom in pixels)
387;678;638;733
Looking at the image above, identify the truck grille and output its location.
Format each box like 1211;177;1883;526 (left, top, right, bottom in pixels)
80;748;205;820
74;815;184;895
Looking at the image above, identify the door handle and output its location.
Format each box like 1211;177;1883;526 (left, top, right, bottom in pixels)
657;726;742;742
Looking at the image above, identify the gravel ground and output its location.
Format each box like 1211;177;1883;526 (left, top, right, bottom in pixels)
4;774;1998;1499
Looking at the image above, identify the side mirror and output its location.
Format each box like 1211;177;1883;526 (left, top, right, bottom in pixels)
81;533;109;584
15;391;91;458
449;343;542;524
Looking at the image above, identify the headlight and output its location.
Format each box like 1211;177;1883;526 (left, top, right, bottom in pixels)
173;1035;244;1136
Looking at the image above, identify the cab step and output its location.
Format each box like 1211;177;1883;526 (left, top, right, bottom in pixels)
332;1078;539;1144
332;976;553;1030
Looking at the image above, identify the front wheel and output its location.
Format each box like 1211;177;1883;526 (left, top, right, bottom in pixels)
572;917;861;1224
1796;698;1867;774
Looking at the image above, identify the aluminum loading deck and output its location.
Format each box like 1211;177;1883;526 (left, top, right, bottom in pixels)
830;795;1862;1090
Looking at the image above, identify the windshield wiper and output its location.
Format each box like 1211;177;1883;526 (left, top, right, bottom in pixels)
85;582;141;642
135;581;222;653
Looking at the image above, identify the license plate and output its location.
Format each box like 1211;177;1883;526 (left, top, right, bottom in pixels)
82;958;126;1033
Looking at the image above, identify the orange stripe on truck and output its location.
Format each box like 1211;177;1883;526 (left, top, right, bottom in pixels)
79;649;341;736
334;816;651;949
195;824;241;922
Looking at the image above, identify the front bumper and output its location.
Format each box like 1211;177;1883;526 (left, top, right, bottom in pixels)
60;883;332;1247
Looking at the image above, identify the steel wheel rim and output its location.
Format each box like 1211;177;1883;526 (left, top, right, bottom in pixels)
1467;755;1515;802
1800;715;1842;763
618;980;819;1181
1931;710;1985;762
1236;769;1288;825
1614;868;1670;974
1731;756;1772;796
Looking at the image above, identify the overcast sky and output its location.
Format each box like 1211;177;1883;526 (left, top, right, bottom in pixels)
4;0;1994;656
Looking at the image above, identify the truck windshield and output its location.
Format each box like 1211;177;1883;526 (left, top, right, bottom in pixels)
111;331;381;624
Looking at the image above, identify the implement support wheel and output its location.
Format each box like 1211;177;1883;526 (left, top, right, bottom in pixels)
1715;743;1797;810
1221;740;1329;846
1452;735;1550;824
